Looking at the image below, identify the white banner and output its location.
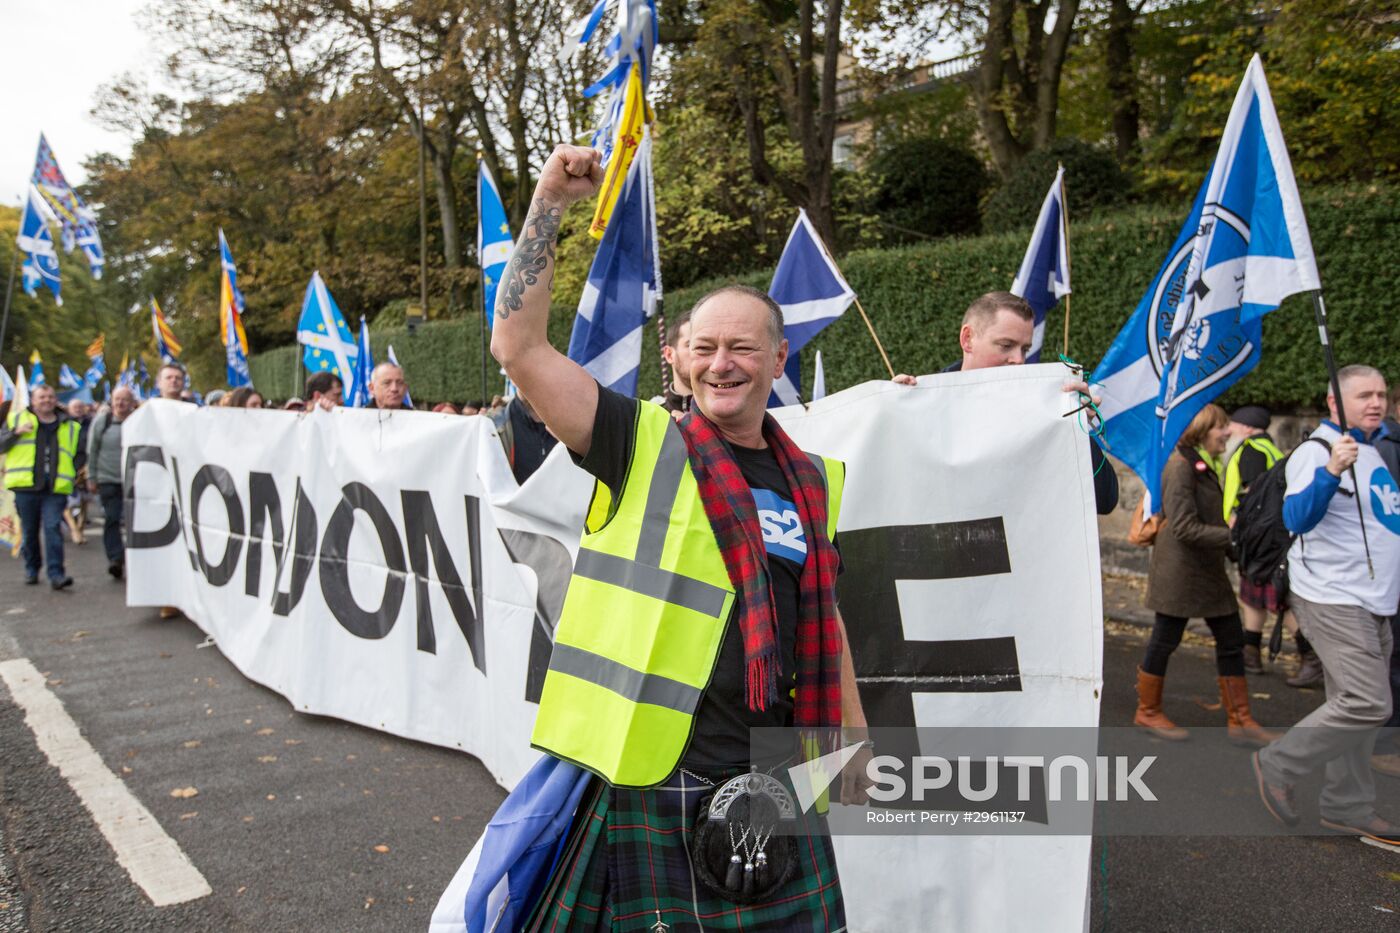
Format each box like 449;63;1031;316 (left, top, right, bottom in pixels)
124;364;1102;932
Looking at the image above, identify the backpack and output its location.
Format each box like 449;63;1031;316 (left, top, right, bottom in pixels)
1231;437;1331;587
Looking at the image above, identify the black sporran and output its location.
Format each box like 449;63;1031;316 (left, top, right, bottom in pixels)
690;771;800;905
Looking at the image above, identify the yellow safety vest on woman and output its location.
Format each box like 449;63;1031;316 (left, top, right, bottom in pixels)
3;412;81;495
1222;435;1285;520
531;402;845;788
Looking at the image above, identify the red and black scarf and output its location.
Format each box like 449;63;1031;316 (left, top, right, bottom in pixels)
676;408;843;731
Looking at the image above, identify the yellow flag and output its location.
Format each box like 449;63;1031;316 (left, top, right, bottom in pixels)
589;62;652;239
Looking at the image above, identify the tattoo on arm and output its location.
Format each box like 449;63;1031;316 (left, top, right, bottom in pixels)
497;199;563;320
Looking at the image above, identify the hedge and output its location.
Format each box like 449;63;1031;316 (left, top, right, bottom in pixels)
252;182;1400;410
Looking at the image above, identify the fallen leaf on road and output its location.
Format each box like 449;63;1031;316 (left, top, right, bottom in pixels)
170;787;199;799
373;845;390;853
364;897;375;910
46;679;62;687
1383;872;1400;882
266;794;276;801
284;739;302;746
121;766;133;775
257;755;277;763
158;652;172;659
179;812;197;820
70;631;89;640
242;816;254;823
183;740;202;749
255;728;275;736
345;754;356;761
431;816;441;823
236;886;247;895
1252;692;1270;699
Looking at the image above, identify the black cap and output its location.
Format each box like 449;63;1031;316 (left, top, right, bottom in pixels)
1231;405;1271;430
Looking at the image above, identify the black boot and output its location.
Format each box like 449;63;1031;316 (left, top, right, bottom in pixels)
1243;644;1264;674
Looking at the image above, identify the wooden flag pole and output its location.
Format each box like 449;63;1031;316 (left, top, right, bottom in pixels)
1311;289;1374;579
1059;163;1073;357
853;296;895;379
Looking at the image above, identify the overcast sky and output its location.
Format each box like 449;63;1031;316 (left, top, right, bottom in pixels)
0;0;156;207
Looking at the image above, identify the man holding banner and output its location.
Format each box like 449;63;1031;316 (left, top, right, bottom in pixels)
489;144;870;930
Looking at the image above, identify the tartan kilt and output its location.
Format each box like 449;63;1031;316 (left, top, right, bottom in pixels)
1239;575;1283;613
527;769;846;932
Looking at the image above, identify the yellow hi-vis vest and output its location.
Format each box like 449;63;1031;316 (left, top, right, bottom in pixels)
531;402;845;788
1222;435;1285;520
3;412;81;496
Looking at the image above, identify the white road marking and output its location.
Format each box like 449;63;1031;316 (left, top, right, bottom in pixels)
0;657;212;906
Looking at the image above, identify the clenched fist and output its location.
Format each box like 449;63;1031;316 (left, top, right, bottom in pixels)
534;145;604;209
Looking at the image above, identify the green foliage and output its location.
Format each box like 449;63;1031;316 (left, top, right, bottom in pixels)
867;138;988;243
658;181;1399;410
982;139;1131;234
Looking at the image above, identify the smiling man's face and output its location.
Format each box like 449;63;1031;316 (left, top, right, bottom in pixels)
687;292;787;444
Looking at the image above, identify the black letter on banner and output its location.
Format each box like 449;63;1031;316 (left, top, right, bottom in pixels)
498;529;573;704
189;464;245;587
837;517;1018;727
246;474;319;614
400;490;485;671
319;483;407;639
123;446;180;549
838;518;1047;819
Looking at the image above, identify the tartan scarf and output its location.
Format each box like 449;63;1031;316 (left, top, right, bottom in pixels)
676;407;843;730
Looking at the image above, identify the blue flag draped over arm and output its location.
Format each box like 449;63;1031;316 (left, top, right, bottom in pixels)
296;271;359;384
567;132;659;397
1091;55;1321;512
1010;165;1071;363
478;161;513;327
767;209;855;407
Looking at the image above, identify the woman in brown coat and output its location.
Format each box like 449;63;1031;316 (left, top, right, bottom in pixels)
1134;404;1278;746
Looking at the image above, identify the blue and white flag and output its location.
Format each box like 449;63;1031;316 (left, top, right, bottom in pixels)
1010;165;1071;363
33;135;104;280
18;186;62;306
812;349;827;401
1091;55;1321;512
0;367;15;404
347;316;374;409
85;354;105;388
27;351;45;386
58;364;82;391
385;344;413;409
767;209;856;407
296;271;358;382
461;756;593;933
567;131;659;397
477;160;513;327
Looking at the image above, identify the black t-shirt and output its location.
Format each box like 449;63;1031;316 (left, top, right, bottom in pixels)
33;419;61;493
507;399;559;484
574;386;816;772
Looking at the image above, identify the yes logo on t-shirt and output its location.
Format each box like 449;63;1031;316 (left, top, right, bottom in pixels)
752;487;807;563
1370;466;1400;535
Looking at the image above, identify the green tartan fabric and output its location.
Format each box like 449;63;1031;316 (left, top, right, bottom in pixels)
527;770;846;932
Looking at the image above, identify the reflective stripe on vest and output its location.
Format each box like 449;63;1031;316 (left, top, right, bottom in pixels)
1222;436;1284;519
3;414;80;495
531;402;842;788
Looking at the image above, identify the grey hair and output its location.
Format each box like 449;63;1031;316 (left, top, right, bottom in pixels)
690;284;784;346
1333;364;1384;395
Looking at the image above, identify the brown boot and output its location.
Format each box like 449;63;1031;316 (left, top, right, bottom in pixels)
1243;644;1263;674
1134;668;1189;740
1286;650;1324;688
1219;676;1282;747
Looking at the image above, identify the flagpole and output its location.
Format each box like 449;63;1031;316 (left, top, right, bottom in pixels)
0;247;17;364
1059;163;1073;357
803;220;895;379
1311;290;1374;578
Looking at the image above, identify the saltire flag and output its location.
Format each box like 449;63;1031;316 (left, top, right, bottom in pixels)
477;159;513;327
32;134;104;279
1091;55;1321;512
346;316;373;409
85;353;106;388
18;185;62;305
58;364;82;391
812;349;827;401
295;271;358;382
385;345;413;409
137;357;151;392
767;209;856;408
28;351;45;386
150;298;183;362
567;130;659;397
218;229;253;387
1010;164;1071;363
0;367;15;404
460;756;593;933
